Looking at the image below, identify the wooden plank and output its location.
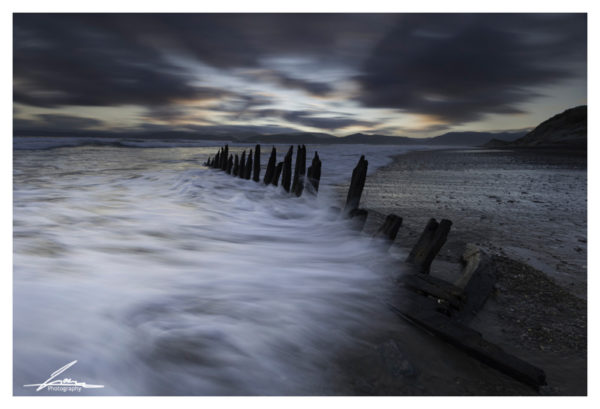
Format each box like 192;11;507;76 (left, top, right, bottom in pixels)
406;218;452;274
373;214;403;247
238;151;246;178
226;155;233;174
272;162;283;186
253;144;261;182
281;146;293;192
454;247;497;324
400;273;465;310
306;151;322;193
233;154;239;176
388;302;546;390
244;149;253;180
221;144;229;170
349;208;368;231
263;146;277;185
292;145;306;197
343;155;368;215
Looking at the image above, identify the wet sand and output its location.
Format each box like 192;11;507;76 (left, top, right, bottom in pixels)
336;147;587;395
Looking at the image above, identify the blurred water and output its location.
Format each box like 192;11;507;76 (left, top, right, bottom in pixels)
13;138;427;395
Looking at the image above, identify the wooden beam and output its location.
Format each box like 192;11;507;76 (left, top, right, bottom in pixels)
389;301;546;390
263;146;277;185
281;146;293;192
306;151;322;193
253;144;261;182
406;218;452;274
343;155;368;215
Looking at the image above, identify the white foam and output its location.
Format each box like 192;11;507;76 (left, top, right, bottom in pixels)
13;141;428;395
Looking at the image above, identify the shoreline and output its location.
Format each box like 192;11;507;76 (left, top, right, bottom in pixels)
350;146;587;395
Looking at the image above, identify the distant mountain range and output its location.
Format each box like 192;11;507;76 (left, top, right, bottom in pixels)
484;106;587;150
18;107;587;149
13;128;527;146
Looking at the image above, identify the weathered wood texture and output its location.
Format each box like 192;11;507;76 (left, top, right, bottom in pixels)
400;273;465;310
272;162;283;186
263;147;277;185
253;144;261;182
306;151;322;193
281;146;293;192
238;151;246;178
453;246;497;324
220;145;229;170
373;214;403;247
406;218;452;274
349;208;368;231
389;301;546;390
244;149;253;180
233;154;239;176
226;155;233;174
343;155;368;215
292;145;306;197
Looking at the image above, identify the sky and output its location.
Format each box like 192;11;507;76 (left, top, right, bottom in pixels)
13;13;587;138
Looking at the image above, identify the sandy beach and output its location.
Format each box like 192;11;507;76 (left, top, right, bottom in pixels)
343;147;587;395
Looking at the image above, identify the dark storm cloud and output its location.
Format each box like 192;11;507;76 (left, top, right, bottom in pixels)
13;14;233;108
14;114;105;130
13;13;389;110
241;109;375;131
13;13;587;132
356;13;587;123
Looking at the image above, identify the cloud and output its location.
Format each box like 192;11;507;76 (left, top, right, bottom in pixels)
13;14;393;110
14;113;105;130
243;69;334;97
240;109;376;131
13;14;228;108
356;13;587;123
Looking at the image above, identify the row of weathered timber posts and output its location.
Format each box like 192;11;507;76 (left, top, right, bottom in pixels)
205;144;321;197
205;143;456;274
205;144;454;271
204;143;546;390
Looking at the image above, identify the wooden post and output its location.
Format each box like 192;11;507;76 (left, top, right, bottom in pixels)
349;208;368;231
272;162;283;186
343;155;368;215
406;218;452;274
233;154;239;176
226;154;233;174
373;214;403;248
306;151;322;193
221;145;229;170
245;149;253;180
263;147;277;185
292;144;306;197
253;144;261;182
213;149;220;168
238;151;246;178
281;146;293;192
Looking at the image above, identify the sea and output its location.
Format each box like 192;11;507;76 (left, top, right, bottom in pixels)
13;136;430;395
